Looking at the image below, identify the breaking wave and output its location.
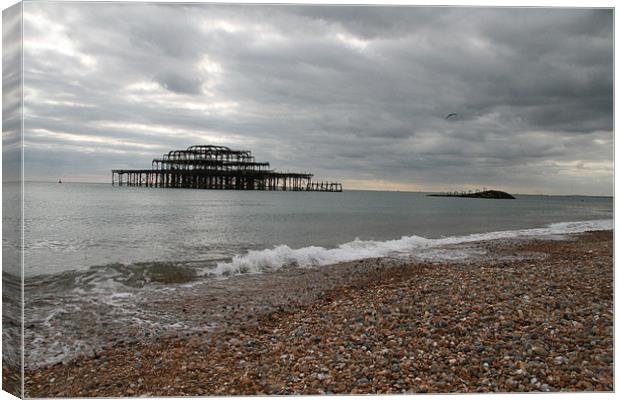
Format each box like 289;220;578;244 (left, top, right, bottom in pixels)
213;219;612;276
25;219;613;292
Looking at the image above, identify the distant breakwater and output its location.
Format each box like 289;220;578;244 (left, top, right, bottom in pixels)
428;190;516;199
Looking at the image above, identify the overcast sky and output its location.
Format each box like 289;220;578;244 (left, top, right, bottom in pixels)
15;3;613;195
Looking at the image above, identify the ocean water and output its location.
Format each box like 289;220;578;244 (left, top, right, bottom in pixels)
6;182;613;368
19;182;613;277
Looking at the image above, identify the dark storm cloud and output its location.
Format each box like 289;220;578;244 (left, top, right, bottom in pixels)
153;72;204;95
20;3;613;195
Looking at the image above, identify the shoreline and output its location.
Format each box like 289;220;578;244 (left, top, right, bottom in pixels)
26;230;613;396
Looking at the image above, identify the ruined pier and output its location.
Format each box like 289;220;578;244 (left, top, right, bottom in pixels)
112;145;342;192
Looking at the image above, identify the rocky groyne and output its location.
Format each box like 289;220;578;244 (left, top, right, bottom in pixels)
429;190;516;199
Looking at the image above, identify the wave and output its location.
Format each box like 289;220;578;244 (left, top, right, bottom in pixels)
26;261;199;295
25;219;613;293
213;219;612;276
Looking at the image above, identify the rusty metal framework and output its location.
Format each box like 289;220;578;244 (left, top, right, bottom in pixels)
112;145;342;192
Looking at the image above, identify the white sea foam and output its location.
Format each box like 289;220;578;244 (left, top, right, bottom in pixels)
214;219;612;276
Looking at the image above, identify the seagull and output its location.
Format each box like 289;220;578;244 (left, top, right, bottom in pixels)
445;113;458;120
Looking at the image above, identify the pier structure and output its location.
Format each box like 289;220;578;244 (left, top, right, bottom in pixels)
112;145;342;192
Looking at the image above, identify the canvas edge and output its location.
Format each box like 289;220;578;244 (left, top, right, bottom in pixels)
2;1;24;398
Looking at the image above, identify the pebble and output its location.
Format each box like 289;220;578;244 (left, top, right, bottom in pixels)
23;231;613;396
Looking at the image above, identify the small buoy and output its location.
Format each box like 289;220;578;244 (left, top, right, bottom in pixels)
58;178;62;184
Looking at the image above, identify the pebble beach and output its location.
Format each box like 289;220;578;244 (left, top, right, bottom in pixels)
25;230;613;396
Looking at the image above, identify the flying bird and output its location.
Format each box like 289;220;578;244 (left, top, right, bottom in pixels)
445;113;458;120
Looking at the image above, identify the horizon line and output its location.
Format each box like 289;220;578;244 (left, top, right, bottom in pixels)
14;179;614;198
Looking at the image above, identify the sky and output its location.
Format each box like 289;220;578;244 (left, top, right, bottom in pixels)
7;3;614;195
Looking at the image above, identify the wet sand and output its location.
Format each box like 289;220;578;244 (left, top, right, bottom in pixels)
26;230;613;396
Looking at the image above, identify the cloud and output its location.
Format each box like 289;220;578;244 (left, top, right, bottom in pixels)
3;3;23;183
153;72;204;95
19;4;613;195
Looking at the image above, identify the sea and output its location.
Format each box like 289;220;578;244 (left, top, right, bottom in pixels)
3;182;613;369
